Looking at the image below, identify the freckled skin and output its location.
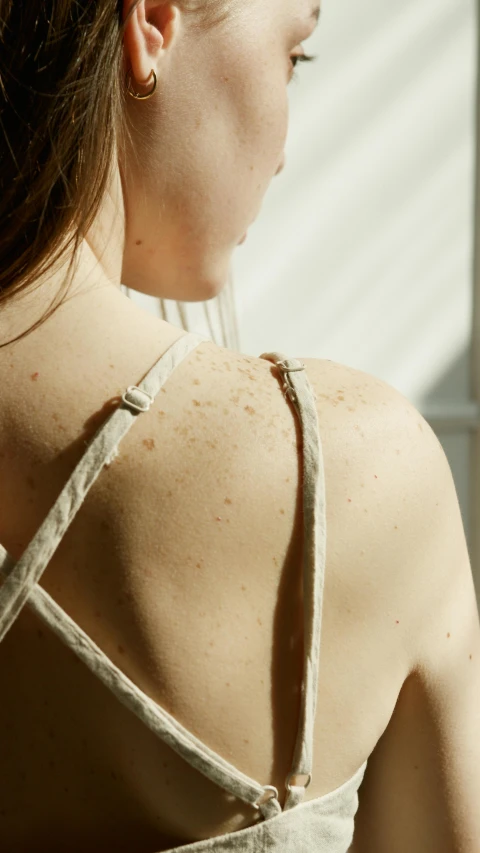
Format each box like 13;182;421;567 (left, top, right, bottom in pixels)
0;46;466;824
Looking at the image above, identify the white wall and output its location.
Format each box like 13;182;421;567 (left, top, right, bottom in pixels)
234;0;475;399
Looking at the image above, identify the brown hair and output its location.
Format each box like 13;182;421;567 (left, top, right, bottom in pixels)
0;0;233;347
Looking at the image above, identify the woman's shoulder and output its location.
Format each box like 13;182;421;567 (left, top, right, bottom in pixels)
197;342;442;662
227;345;448;657
0;298;469;845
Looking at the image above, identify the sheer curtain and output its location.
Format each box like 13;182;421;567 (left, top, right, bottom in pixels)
122;270;241;352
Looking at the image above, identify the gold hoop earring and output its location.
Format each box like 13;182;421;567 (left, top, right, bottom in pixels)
126;68;157;100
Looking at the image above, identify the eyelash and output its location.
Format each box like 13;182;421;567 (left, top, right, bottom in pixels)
289;52;318;82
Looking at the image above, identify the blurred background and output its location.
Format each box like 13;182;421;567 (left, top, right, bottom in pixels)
124;0;480;603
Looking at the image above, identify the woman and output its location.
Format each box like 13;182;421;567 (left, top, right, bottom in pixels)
0;0;478;851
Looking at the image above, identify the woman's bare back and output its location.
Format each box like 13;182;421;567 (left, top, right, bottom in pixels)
0;282;469;851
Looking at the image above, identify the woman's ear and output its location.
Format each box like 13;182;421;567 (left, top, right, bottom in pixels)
122;0;179;85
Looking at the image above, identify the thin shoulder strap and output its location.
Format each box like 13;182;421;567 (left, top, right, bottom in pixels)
0;332;206;641
0;331;282;822
0;545;281;820
259;352;327;811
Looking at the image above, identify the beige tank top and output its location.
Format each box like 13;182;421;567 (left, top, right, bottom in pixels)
0;331;368;851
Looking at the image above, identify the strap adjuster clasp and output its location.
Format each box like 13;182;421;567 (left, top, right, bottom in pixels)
252;784;279;811
121;385;154;413
285;771;312;793
276;359;305;404
276;359;306;374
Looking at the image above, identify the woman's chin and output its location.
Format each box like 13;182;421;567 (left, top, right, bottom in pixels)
121;243;241;303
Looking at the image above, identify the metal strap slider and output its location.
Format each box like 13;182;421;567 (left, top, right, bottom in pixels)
276;359;306;404
285;771;312;793
252;784;279;811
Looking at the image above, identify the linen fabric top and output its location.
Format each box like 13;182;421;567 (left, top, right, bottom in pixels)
0;331;368;852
